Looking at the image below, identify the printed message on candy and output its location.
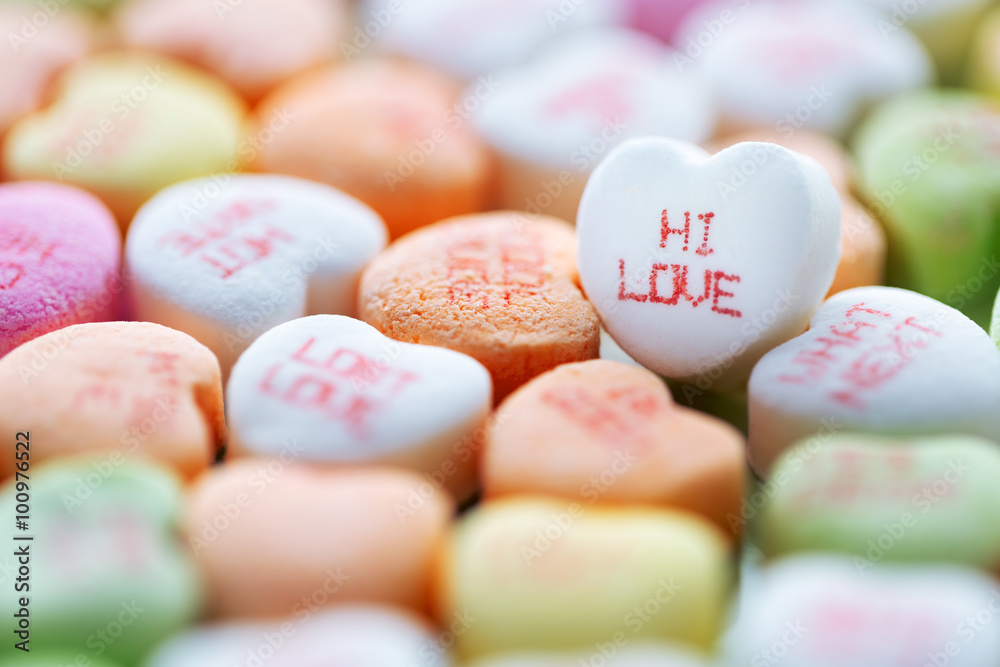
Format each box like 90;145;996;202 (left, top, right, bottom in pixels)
617;209;742;318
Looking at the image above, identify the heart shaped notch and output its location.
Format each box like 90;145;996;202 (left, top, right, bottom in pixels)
578;137;841;389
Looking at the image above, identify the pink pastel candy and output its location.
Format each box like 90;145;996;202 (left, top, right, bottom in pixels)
0;181;121;357
628;0;713;43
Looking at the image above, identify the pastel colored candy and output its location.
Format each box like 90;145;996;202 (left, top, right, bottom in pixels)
114;0;347;101
227;315;491;499
754;434;1000;569
0;4;93;135
0;181;121;357
968;6;1000;95
3;51;246;225
145;606;449;667
627;0;714;43
434;498;732;660
706;130;886;298
469;643;714;667
472;28;715;224
359;0;626;80
853;90;1000;324
864;0;994;83
677;1;931;138
483;359;745;536
125;174;387;374
4;658;122;667
577;138;841;388
748;287;1000;475
359;212;600;400
249;59;493;240
726;555;1000;667
183;461;453;619
0;322;226;479
0;459;201;664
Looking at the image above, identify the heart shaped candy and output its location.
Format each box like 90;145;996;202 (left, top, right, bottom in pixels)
578;137;841;388
748;286;1000;474
227;315;492;498
483;359;745;535
126;174;387;373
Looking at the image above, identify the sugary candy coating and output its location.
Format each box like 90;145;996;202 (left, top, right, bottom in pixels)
749;287;1000;474
3;51;246;225
0;459;201;664
483;359;744;535
183;462;453;618
360;212;599;401
0;181;121;357
227;315;491;500
435;498;731;660
249;59;494;239
0;322;226;479
578;137;840;388
125;174;386;373
755;434;1000;569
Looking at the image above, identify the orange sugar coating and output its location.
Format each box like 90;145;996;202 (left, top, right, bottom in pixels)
358;212;600;401
183;461;454;619
828;196;886;297
113;0;347;102
249;59;495;239
482;359;746;537
0;321;225;479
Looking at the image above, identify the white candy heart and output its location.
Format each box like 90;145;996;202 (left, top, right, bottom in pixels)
577;137;841;388
145;606;449;667
748;286;1000;474
125;174;387;373
726;556;1000;667
678;1;932;138
226;315;492;499
362;0;625;80
472;28;715;223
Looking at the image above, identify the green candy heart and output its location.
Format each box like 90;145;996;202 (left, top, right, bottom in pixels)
0;459;201;664
853;90;1000;326
753;433;1000;570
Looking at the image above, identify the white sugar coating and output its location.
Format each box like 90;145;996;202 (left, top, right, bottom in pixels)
577;137;840;389
724;555;1000;667
748;286;1000;475
678;1;932;138
125;174;387;373
227;315;492;499
144;606;449;667
472;28;714;169
360;0;626;80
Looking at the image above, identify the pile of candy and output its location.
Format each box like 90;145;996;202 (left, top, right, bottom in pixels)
4;0;1000;665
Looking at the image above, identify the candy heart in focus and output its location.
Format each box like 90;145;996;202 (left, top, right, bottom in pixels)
227;315;491;499
749;287;1000;475
125;175;387;374
578;137;841;388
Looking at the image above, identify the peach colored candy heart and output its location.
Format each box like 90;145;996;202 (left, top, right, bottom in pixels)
183;461;453;619
113;0;347;102
249;59;494;240
706;129;886;298
483;359;744;537
0;322;225;479
359;212;600;401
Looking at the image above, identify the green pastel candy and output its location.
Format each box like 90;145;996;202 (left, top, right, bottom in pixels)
2;655;123;667
853;90;1000;326
0;459;201;664
753;433;1000;570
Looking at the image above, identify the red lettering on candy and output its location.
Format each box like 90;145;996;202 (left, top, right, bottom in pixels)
446;232;547;309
